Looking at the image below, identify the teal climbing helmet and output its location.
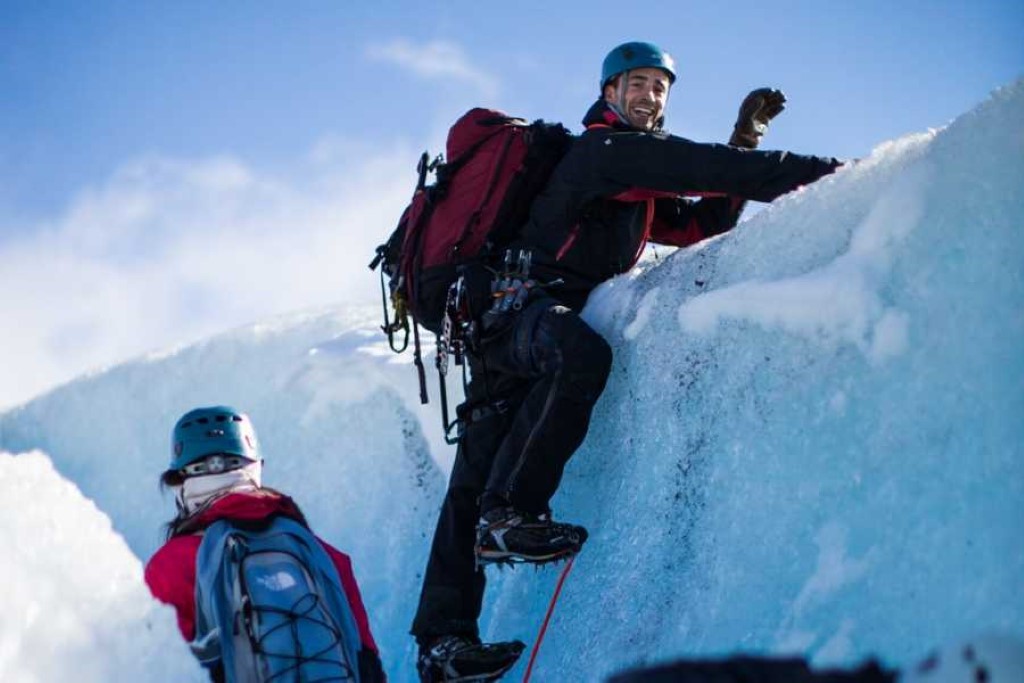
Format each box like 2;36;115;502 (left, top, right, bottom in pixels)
601;41;677;89
168;405;260;475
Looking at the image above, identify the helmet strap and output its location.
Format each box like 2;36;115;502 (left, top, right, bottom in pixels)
616;69;630;114
602;71;631;127
604;69;669;132
606;100;630;126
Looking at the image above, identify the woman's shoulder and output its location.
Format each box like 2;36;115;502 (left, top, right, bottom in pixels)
145;533;202;579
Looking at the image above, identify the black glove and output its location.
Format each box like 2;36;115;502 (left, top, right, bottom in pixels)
729;88;787;149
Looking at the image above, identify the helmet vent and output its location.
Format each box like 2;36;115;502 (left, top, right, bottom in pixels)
232;415;243;422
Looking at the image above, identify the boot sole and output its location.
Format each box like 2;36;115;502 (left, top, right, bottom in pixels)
436;662;518;682
421;646;524;682
475;545;581;565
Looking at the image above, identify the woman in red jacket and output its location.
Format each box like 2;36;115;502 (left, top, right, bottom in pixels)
145;405;385;682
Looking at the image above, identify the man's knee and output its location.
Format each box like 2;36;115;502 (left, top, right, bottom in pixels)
565;327;612;399
535;307;613;399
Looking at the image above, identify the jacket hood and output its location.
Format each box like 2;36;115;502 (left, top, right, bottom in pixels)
173;488;307;536
582;98;630;129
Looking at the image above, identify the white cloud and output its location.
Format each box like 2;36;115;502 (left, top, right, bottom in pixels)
366;38;498;98
0;141;418;410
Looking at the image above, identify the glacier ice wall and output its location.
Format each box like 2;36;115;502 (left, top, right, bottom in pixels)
482;81;1024;679
1;81;1021;682
0;308;447;677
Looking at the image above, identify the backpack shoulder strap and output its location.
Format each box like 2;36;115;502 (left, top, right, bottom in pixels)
191;519;232;667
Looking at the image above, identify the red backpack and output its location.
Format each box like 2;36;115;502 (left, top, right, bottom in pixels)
370;108;572;340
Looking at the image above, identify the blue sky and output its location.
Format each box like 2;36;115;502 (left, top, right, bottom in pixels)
4;0;1020;222
0;0;1021;408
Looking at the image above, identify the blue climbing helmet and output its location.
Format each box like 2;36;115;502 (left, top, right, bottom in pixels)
601;41;677;90
167;406;261;478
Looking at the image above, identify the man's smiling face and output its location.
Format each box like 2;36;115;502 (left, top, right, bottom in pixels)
604;67;671;131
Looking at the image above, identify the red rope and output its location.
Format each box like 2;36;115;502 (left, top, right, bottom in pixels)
522;554;576;683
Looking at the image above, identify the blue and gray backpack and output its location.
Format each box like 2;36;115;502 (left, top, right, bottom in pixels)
192;515;363;682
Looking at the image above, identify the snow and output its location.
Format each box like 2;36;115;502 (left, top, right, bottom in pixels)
1;80;1022;681
0;307;447;681
0;450;203;682
676;134;932;361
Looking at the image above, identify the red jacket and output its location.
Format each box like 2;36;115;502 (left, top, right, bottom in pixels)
144;490;380;657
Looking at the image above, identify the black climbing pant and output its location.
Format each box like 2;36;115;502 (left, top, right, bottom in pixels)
411;297;612;641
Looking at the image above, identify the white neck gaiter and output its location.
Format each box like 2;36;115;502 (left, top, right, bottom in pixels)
176;461;263;515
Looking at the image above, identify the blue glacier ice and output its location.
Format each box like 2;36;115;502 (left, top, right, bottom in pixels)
0;81;1021;681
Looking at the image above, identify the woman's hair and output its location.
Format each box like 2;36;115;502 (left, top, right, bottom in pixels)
159;477;188;541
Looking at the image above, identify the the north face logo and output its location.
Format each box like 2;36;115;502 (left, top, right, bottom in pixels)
255;570;299;592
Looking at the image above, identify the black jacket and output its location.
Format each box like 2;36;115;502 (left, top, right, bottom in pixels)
516;100;841;309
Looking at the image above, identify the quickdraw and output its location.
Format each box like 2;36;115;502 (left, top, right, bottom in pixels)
377;268;410;353
437;276;471;444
